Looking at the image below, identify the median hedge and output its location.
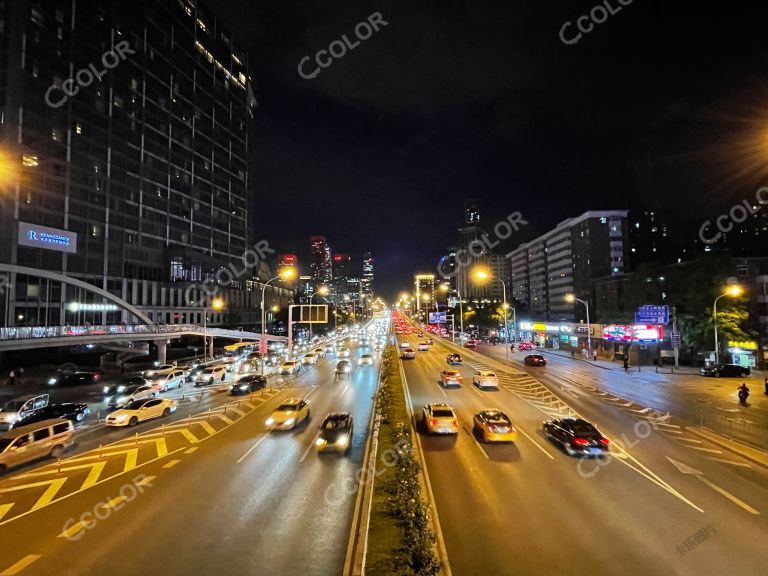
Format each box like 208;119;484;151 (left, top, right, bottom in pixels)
366;346;441;576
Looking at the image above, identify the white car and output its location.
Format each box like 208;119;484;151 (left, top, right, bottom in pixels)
141;364;178;378
106;384;156;407
473;371;500;390
400;341;410;349
280;360;300;375
422;403;460;435
418;342;429;351
194;365;227;386
359;354;374;366
265;398;310;430
148;369;186;392
301;353;318;365
337;347;351;358
105;398;177;427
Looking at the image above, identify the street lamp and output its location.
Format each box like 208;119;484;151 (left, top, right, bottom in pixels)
472;267;510;361
260;267;296;372
565;294;591;359
713;285;742;364
309;284;329;341
203;297;224;362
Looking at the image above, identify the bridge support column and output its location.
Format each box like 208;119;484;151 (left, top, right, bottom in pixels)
157;340;168;365
208;337;214;359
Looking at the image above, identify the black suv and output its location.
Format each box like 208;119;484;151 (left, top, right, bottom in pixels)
700;364;750;378
229;375;268;395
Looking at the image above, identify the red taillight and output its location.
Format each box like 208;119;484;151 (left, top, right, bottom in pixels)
94;374;101;381
429;419;438;427
573;437;589;447
452;419;459;427
600;437;610;445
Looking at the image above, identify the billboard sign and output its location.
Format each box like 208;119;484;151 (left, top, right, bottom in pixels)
635;305;669;325
18;221;77;254
429;312;447;324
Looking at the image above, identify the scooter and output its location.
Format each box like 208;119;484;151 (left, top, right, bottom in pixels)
738;387;750;406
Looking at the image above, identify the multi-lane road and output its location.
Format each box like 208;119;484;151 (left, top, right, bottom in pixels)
398;330;768;576
0;340;380;576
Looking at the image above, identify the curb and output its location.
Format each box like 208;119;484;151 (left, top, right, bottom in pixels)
687;426;768;469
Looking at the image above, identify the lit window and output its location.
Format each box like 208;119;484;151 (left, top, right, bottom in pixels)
75;123;83;135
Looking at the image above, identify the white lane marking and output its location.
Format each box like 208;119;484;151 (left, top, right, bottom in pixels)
436;383;447;398
688;446;722;455
516;425;554;460
162;459;181;469
340;384;350;398
467;383;484;398
708;457;752;468
304;385;319;399
466;428;490;460
236;433;271;464
699;476;760;514
300;432;320;463
677;437;702;444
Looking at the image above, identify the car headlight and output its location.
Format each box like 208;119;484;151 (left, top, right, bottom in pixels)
115;414;128;421
103;386;110;394
117;385;126;392
284;418;295;426
48;377;58;385
238;384;248;390
265;418;274;425
337;434;349;446
315;438;327;447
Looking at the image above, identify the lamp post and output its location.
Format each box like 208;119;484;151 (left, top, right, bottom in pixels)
203;297;224;362
308;285;329;341
565;294;591;359
472;267;510;362
713;285;742;364
260;268;295;373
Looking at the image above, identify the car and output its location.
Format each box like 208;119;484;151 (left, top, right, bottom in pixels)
399;341;411;349
337;347;351;358
417;332;424;337
148;369;186;392
266;398;310;430
446;353;463;365
47;370;102;386
0;394;50;431
472;371;499;389
463;341;477;349
473;410;517;443
324;345;335;355
230;374;268;395
105;398;177;427
400;348;416;360
418;342;430;351
518;341;533;351
105;383;156;407
279;360;301;375
0;419;75;473
335;360;352;376
422;404;459;435
524;354;547;367
439;370;463;387
425;338;434;345
17;403;91;426
359;354;374;365
315;413;354;454
700;364;751;377
141;364;178;378
234;358;261;375
543;418;610;456
194;365;228;386
312;348;326;358
301;353;318;365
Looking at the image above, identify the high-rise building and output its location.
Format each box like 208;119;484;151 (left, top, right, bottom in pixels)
361;251;374;307
0;0;290;328
464;199;481;225
507;211;629;321
331;254;351;303
455;202;507;303
310;236;332;287
414;273;435;312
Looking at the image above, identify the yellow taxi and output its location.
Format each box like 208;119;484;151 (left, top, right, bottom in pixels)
473;410;517;443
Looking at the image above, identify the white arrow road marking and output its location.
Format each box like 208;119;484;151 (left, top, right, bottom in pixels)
666;457;759;515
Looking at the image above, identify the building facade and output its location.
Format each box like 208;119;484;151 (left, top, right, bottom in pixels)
310;236;332;287
0;0;292;328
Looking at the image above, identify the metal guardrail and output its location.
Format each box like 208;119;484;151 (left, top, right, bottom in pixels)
0;324;285;342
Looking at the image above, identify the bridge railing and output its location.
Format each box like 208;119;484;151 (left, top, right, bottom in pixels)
0;324;284;342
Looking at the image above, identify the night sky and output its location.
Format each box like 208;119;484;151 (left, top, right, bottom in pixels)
212;0;768;300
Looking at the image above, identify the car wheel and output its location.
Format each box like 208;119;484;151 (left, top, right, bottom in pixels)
151;392;157;398
129;416;139;427
50;445;64;458
162;408;171;417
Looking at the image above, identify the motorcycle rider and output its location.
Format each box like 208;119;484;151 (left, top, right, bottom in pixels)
738;382;750;405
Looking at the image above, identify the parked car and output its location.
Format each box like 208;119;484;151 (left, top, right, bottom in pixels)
524;354;547;367
315;413;354;454
472;371;499;389
422;404;460;435
105;398;177;427
105;384;156;408
18;403;90;426
543;417;610;456
47;370;102;386
700;364;751;377
0;419;74;473
473;410;517;443
0;394;50;431
230;374;268;395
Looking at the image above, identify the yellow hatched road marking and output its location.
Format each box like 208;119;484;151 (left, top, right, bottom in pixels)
198;421;217;436
32;478;67;509
216;414;234;425
155;438;168;458
179;428;200;444
123;449;138;473
135;475;155;487
0;503;13;521
184;446;199;454
162;459;180;469
0;555;42;575
58;520;88;539
11;462;108;481
80;460;107;490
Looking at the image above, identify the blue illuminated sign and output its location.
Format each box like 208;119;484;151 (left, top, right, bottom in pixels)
18;222;77;254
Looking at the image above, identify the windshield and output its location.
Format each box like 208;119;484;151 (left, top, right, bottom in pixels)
322;417;348;429
124;400;146;410
484;412;511;425
1;400;25;412
277;404;297;411
432;409;454;418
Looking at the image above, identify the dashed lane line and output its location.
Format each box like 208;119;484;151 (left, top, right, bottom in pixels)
0;555;42;575
162;459;181;469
